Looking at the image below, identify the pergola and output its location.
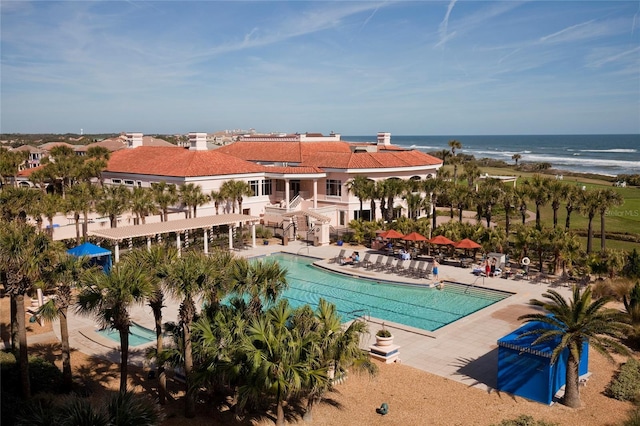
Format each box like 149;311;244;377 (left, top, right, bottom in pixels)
89;213;261;263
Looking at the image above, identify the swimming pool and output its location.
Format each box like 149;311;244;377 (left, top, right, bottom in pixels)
269;253;510;332
96;323;156;347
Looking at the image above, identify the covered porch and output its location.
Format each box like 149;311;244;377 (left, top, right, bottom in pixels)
89;213;260;262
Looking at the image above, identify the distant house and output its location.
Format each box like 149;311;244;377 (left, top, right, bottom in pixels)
103;132;443;229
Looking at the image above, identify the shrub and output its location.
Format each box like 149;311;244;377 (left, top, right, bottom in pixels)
0;354;63;396
490;415;559;426
621;404;640;426
606;358;640;402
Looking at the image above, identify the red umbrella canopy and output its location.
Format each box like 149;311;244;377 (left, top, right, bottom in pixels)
428;235;455;245
402;232;428;242
380;229;405;239
455;238;482;249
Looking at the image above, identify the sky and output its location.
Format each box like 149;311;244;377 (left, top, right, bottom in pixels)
1;1;639;136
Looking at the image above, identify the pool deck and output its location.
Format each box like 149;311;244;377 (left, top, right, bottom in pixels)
53;240;573;393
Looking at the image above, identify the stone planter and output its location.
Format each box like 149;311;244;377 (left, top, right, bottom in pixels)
375;335;394;347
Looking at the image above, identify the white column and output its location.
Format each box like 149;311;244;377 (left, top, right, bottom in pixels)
203;228;209;255
176;232;181;257
147;236;152;251
115;243;120;263
251;223;256;248
313;179;318;209
228;226;234;250
37;288;44;307
285;179;290;212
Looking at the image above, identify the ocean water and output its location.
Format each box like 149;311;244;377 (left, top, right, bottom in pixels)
344;134;640;177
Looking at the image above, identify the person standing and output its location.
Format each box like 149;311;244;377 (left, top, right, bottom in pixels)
485;259;491;277
433;259;440;281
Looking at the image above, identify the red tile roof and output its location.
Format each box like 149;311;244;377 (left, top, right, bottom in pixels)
217;141;442;169
17;165;45;177
264;166;325;174
106;147;266;177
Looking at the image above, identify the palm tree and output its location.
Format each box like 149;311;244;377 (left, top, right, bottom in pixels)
209;189;225;215
0;221;62;398
229;257;288;317
373;180;387;221
438;149;450;165
518;287;631;408
524;175;550;229
450;184;471;222
0;148;28;187
65;186;86;244
345;175;373;220
40;192;63;236
36;253;92;392
221;179;253;214
129;246;178;405
130;186;157;225
462;161;481;189
448;139;462;156
500;184;517;239
564;185;582;231
300;299;377;422
515;186;529;225
475;178;502;228
69;181;99;241
163;251;215;417
512;153;522;166
597;188;623;251
76;258;154;393
383;178;405;222
178;183;195;219
547;180;566;229
95;185;130;228
42;145;83;199
449;155;462;184
151;181;178;222
15;390;162;426
239;300;313;426
580;189;601;254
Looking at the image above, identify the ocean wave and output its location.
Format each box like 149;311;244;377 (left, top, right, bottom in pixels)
523;154;640;170
578;148;637;153
408;144;441;150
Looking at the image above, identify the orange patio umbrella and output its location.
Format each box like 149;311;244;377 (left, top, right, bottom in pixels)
455;238;482;250
380;229;405;239
402;232;428;242
428;235;455;246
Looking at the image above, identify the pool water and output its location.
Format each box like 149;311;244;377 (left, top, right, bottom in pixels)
269;253;510;332
96;323;156;346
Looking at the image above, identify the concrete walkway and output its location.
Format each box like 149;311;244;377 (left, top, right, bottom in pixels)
53;240;572;393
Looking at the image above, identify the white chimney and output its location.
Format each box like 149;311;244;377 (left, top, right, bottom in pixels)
188;132;208;151
126;132;143;149
377;132;391;146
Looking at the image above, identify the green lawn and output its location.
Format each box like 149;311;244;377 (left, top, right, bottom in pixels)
442;164;640;250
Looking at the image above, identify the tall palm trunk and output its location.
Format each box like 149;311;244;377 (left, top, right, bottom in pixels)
276;384;285;426
59;307;72;391
118;328;130;393
150;294;166;404
73;214;81;245
16;293;31;398
10;296;17;352
565;206;573;231
586;213;595;254
563;354;581;408
183;320;195;418
600;213;607;251
82;210;90;241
